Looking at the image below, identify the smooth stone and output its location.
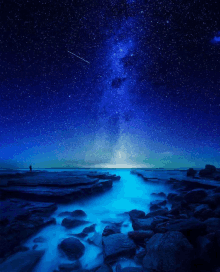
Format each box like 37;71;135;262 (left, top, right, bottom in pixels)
61;218;89;229
59;238;85;260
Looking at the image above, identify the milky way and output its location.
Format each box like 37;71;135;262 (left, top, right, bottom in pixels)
0;0;220;168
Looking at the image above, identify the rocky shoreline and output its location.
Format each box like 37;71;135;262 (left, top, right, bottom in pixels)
0;166;220;272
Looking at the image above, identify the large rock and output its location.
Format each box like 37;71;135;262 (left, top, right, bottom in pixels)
194;204;214;220
128;230;154;244
131;218;155;231
59;237;85;260
187;168;197;177
199;164;217;177
0;250;45;272
102;233;136;263
202;193;220;208
204;218;220;233
102;224;121;237
58;260;81;271
143;231;194;272
184;189;208;203
61;218;89;229
145;208;168;218
96;264;113;272
128;209;145;220
166;218;206;243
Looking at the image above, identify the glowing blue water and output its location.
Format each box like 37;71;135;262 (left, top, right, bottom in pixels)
20;169;175;271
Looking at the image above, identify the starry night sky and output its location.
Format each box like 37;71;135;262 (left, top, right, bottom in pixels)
0;0;220;168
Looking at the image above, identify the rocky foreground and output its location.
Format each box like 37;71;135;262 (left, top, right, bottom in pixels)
0;170;120;262
1;166;220;272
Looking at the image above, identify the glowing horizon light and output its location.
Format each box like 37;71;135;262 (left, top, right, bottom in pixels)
93;163;154;169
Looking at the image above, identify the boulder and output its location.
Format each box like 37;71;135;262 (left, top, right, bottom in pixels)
199;164;217;177
102;233;136;263
145;208;168;218
184;189;208;204
59;237;85;260
128;210;145;220
102;225;121;237
166;218;206;244
82;224;96;233
143;231;194;272
202;193;220;208
167;193;183;203
128;230;154;244
204;218;220;233
194;204;214;220
61;218;89;229
71;210;87;217
150;200;167;206
58;260;81;271
187;168;197;177
131;218;155;231
0;250;45;272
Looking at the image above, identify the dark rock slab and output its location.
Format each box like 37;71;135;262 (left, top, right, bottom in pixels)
194;204;214;220
143;231;194;272
187;168;197;177
102;233;136;263
199;164;217;177
0;199;57;258
0;250;45;272
61;218;89;229
59;237;85;260
184;189;208;204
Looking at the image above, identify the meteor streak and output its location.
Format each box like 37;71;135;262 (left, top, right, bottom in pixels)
67;51;90;64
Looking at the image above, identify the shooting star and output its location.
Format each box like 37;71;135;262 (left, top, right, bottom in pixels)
67;51;90;64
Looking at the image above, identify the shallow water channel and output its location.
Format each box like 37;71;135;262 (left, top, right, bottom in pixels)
24;169;175;271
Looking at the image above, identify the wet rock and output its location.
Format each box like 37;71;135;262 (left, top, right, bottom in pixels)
33;236;46;243
71;210;87;217
102;233;136;263
187;168;197;177
131;218;155;231
145;208;168;218
128;230;154;244
87;232;102;247
166;218;207;244
167;193;183;203
96;264;113;272
135;247;147;261
59;237;85;260
214;206;220;218
202;193;220;208
82;224;96;233
61;218;89;229
102;224;121;237
0;200;57;258
150;200;167;206
184;189;208;204
143;231;194;272
128;209;145;220
194;204;214;220
204;218;220;233
58;260;81;271
0;250;45;272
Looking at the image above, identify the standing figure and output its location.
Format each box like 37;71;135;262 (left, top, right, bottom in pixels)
29;165;32;172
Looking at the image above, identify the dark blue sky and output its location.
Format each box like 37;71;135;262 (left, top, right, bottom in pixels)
0;0;220;168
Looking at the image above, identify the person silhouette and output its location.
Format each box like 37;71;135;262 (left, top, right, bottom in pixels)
29;165;32;172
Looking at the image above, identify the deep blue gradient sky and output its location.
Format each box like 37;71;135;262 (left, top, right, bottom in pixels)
0;0;220;168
